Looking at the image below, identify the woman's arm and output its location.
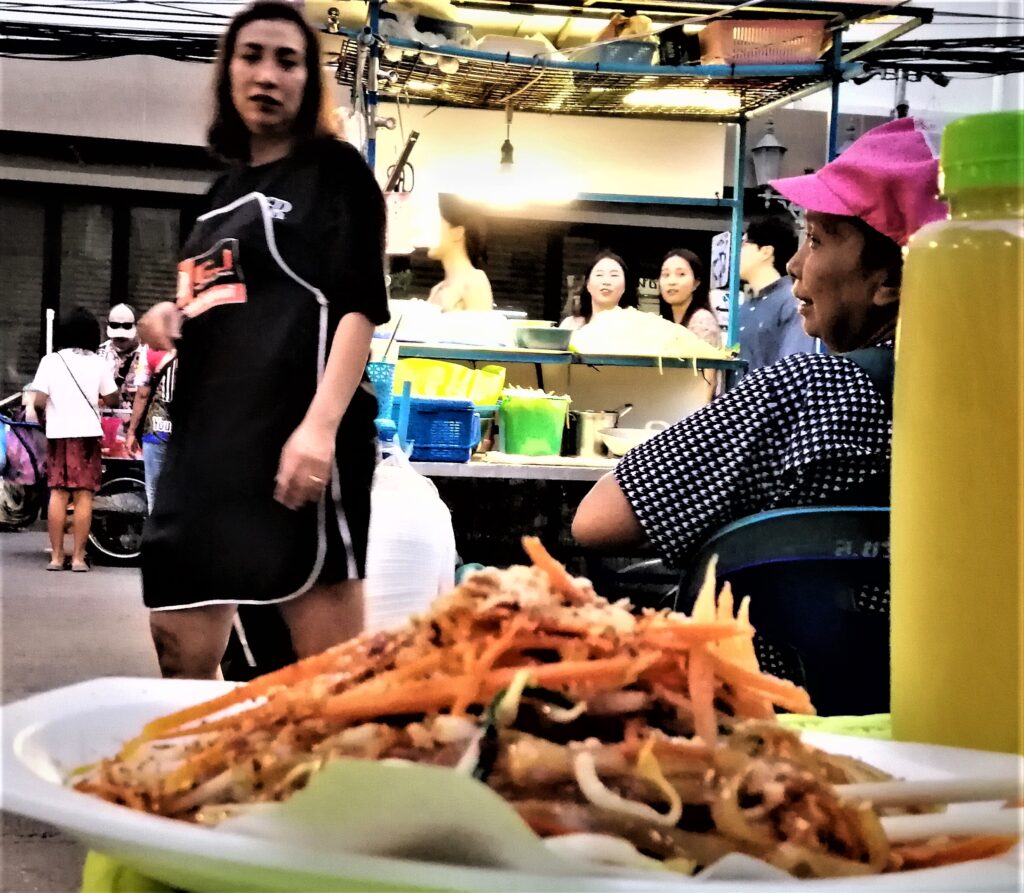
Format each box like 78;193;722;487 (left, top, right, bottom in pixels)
273;312;375;510
572;473;645;547
463;269;494;311
126;385;151;454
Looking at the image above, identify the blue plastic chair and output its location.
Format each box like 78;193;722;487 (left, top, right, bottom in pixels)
675;506;891;717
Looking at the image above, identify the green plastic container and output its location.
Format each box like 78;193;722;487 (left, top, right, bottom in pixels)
499;392;570;456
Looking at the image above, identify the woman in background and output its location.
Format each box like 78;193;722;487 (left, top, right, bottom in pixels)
427;194;493;312
27;308;119;572
658;248;722;347
560;251;637;330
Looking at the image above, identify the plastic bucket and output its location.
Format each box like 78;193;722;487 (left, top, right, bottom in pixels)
500;394;570;456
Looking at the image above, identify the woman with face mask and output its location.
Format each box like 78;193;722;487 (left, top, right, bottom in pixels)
573;118;947;570
137;0;389;679
560;251;638;331
658;249;722;348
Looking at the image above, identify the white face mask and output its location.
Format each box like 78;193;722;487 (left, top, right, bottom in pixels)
107;304;137;341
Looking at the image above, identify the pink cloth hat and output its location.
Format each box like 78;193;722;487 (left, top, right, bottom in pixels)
770;117;948;246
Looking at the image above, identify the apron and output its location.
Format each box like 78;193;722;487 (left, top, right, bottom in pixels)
142;190;359;608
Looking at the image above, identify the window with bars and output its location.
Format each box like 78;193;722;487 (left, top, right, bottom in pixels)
128;207;180;311
0;187;192;398
0;196;46;395
61;202;114;323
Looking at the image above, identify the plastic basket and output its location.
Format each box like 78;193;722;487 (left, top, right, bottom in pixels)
366;361;396;420
699;19;826;65
500;393;570;457
392;397;480;463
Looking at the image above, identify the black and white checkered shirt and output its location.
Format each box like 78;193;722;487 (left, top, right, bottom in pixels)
615;345;893;570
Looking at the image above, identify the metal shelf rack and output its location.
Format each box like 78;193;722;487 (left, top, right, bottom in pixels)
396;343;748;390
327;1;930;347
333;31;836;120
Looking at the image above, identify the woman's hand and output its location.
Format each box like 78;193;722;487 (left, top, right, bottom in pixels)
138;302;182;350
274;418;335;510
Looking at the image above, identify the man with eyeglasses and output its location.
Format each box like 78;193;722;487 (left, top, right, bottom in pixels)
738;217;816;371
98;303;145;444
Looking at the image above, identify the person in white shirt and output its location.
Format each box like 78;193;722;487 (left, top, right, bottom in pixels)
28;308;119;572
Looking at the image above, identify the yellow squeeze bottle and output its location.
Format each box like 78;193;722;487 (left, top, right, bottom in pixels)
891;111;1023;754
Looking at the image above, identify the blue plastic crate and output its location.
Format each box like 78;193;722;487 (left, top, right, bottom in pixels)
392;397;480;462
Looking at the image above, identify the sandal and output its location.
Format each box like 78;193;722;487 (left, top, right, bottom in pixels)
71;562;90;573
46;561;65;572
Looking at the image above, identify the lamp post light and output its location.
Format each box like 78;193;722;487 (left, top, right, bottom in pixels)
749;120;801;224
751;120;787;187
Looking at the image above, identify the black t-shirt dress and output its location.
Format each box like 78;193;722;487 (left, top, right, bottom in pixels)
142;137;390;610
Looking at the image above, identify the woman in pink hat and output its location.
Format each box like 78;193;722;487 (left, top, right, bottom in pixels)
573;118;947;570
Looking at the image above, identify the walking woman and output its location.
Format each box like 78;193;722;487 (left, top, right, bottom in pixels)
139;0;389;678
28;308;119;572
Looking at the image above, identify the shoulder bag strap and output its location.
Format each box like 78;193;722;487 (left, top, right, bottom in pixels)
55;352;102;423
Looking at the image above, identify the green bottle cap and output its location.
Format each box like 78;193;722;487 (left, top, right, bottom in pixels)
941;110;1024;194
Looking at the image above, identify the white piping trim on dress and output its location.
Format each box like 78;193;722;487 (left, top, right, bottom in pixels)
192;191;337;601
152;591;312;611
231;613;258;667
332;459;359;580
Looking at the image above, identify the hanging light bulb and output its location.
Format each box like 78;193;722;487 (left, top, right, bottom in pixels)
499;103;514;169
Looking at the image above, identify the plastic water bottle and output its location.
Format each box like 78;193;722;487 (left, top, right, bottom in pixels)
891;111;1023;754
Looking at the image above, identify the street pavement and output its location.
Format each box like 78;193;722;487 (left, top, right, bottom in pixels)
1;527;158;892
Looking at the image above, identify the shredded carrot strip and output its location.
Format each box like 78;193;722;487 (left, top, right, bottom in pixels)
318;655;640;724
687;646;719;745
132;635;382;747
641;621;752;646
452;617;527;715
690;555;719;623
521;536;584;599
708;652;815;715
891;835;1018;869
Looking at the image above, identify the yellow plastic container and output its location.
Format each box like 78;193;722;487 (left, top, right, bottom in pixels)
891;112;1023;754
392;359;506;405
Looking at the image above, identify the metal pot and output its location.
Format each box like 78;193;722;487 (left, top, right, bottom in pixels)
571;404;632;457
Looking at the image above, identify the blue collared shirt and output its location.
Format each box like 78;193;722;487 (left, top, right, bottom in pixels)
738;275;816;371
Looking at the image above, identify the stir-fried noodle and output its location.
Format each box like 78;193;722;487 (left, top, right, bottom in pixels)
75;539;1018;878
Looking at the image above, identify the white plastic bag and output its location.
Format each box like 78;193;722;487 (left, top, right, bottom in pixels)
364;449;456;632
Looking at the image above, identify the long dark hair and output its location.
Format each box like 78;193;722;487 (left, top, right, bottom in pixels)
577;251;637;323
658;248;710;326
208;1;337;163
438;194;488;268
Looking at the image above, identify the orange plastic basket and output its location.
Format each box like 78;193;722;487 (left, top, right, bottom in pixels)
699;19;827;65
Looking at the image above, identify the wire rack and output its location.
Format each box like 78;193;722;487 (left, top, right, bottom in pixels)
332;34;830;120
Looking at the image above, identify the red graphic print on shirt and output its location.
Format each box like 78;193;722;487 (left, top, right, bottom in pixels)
177;238;247;318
